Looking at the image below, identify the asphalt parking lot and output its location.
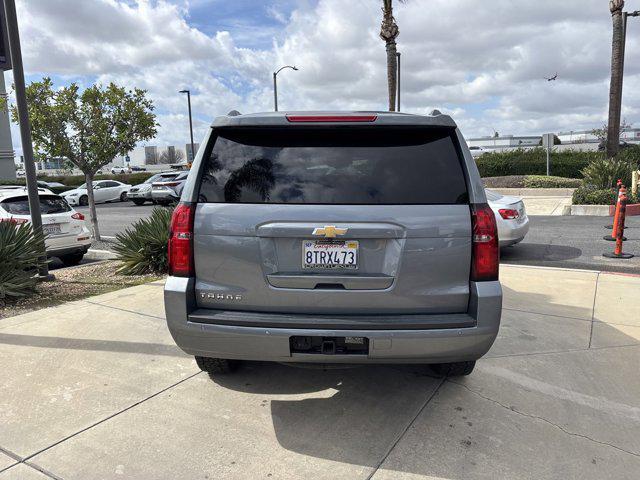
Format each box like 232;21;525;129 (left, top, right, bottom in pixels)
79;202;640;273
75;202;155;238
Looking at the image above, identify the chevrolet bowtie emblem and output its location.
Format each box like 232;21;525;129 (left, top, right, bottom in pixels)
312;226;348;238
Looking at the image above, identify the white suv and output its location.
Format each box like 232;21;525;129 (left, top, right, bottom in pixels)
0;187;92;266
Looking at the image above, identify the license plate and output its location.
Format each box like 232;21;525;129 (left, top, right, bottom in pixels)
303;240;358;269
43;224;62;236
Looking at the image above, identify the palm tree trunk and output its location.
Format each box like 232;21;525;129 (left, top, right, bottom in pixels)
606;0;625;158
380;0;400;111
85;172;101;241
386;40;398;111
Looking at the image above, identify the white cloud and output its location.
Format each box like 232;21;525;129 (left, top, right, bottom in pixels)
9;0;640;155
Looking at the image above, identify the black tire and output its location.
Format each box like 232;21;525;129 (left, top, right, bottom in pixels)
79;195;88;206
195;356;239;375
120;192;128;202
156;200;170;206
432;361;476;377
132;199;146;206
60;253;84;267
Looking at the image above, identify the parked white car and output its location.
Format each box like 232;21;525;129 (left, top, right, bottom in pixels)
486;189;530;247
0;186;92;266
111;165;131;175
61;180;131;206
469;146;490;158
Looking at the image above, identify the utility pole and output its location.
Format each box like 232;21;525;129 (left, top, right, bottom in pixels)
179;90;195;163
2;0;50;278
396;52;401;112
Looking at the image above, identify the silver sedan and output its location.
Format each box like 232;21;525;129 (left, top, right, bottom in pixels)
486;189;530;247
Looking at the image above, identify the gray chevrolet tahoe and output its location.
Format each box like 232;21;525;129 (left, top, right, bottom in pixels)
164;111;502;377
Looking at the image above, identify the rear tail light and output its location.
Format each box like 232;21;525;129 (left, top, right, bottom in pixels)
71;212;85;220
498;208;519;220
470;204;499;282
286;115;378;123
168;202;195;277
163;182;180;187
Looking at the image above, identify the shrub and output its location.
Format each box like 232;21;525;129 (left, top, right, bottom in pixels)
113;207;173;275
475;148;602;178
0;221;47;303
580;157;635;190
522;176;582;188
572;185;639;205
616;145;640;168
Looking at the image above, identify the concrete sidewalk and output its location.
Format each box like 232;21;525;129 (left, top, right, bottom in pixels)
1;266;639;479
492;188;573;216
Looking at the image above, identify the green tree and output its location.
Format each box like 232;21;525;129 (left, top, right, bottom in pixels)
11;78;157;240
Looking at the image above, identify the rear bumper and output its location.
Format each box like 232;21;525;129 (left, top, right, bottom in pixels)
151;190;178;201
127;190;152;200
48;243;91;257
46;231;92;257
498;217;530;247
164;277;502;364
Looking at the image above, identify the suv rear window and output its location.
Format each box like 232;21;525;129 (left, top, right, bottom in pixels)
198;127;468;204
0;195;72;215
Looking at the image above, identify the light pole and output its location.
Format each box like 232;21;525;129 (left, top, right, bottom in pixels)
3;0;50;278
273;65;298;112
179;89;195;163
396;52;401;112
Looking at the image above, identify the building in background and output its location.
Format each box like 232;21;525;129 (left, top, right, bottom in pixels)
0;72;16;179
185;143;200;163
557;128;640;144
466;135;541;149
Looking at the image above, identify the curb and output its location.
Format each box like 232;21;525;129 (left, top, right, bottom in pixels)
570;205;611;216
86;249;117;260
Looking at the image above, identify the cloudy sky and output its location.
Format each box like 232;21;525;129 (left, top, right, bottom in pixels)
7;0;640;153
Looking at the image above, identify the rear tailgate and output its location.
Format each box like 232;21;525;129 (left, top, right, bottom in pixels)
193;125;472;315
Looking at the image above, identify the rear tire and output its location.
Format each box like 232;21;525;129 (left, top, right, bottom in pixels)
432;361;476;377
120;192;128;202
60;253;84;267
195;356;239;375
79;195;88;206
132;199;145;206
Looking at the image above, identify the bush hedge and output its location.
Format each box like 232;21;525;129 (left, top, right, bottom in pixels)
2;172;152;189
522;175;582;188
572;185;639;206
476;148;603;178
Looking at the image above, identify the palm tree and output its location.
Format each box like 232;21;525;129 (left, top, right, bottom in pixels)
606;0;625;158
380;0;402;111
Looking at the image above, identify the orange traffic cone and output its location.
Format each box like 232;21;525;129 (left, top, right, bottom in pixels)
604;185;628;241
603;188;634;259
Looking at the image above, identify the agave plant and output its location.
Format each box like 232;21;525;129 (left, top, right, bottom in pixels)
113;207;173;275
0;220;47;302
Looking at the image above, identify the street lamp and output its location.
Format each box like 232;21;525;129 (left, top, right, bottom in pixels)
3;0;50;279
179;89;195;163
273;65;298;112
396;52;401;112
